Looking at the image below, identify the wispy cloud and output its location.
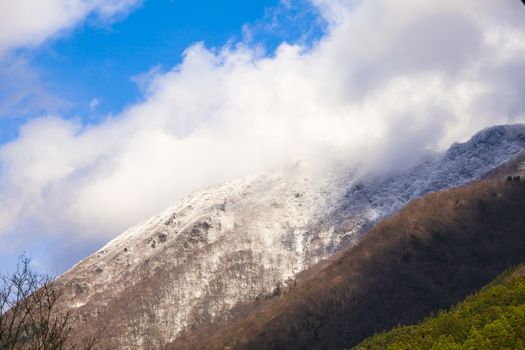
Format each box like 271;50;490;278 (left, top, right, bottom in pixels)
0;0;141;56
89;98;102;111
241;0;328;51
1;0;525;273
0;55;69;119
0;0;141;121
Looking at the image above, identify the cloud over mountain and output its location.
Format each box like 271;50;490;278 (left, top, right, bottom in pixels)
0;0;524;272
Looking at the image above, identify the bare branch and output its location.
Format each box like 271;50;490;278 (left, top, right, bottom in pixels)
0;256;104;349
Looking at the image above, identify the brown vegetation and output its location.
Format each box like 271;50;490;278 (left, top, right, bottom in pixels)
169;170;525;349
0;257;104;349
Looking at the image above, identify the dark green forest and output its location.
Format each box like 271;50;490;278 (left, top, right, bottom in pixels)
354;265;525;350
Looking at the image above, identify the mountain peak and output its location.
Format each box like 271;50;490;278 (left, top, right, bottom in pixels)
56;124;525;348
470;123;525;144
444;124;525;164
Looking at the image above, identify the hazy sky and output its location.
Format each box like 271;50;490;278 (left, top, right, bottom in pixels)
0;0;524;275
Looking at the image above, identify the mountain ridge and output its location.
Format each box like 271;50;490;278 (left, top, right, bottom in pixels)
56;124;525;348
179;147;525;349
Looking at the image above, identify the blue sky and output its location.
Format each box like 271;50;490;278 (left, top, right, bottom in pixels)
0;0;325;144
1;0;524;276
29;0;283;116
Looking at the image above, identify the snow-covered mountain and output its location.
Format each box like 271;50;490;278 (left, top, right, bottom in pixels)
58;124;525;349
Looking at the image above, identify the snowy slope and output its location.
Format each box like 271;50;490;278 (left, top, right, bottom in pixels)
328;124;525;230
58;124;525;349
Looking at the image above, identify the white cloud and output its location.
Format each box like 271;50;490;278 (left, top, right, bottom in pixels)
0;0;141;56
1;0;525;271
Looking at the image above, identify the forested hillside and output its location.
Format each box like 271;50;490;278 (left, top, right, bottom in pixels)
354;264;525;350
170;160;525;349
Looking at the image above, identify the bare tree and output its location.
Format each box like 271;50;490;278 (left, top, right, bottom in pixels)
0;256;103;349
